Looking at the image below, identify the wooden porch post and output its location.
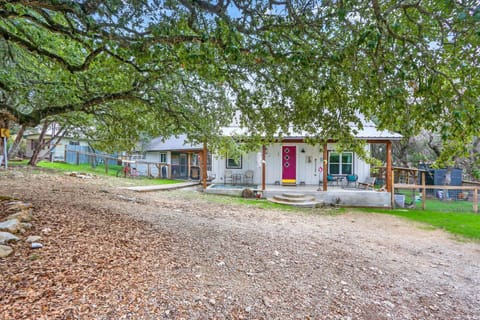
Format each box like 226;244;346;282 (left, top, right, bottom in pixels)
262;145;266;191
187;152;191;180
386;140;393;193
473;188;478;214
422;171;426;210
202;142;207;190
323;143;328;191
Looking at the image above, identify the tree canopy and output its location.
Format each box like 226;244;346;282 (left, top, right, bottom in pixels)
0;0;478;159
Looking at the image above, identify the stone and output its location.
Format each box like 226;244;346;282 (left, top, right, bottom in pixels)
21;222;33;229
41;227;52;234
26;235;42;243
0;244;13;258
31;242;43;249
6;201;33;212
0;231;20;244
0;219;21;234
262;296;272;308
6;209;33;222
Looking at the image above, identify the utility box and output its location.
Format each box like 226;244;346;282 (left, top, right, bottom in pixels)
418;164;463;199
394;194;405;208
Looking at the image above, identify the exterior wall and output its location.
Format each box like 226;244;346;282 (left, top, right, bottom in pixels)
212;142;373;186
25;136;89;161
52;139;89;161
212;150;263;184
25;138;49;159
145;142;375;185
143;151;171;177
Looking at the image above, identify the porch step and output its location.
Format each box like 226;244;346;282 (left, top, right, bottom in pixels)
273;194;315;203
268;193;320;208
281;193;309;199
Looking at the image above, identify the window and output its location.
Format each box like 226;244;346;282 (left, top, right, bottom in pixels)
159;153;167;163
226;155;242;169
328;152;353;175
69;141;80;146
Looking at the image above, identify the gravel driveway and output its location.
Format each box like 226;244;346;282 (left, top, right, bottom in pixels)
1;168;479;319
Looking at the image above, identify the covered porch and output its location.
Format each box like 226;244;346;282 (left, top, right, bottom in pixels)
199;140;395;192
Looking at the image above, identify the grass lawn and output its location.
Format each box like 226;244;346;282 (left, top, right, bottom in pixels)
361;208;480;241
395;189;475;213
10;160;183;185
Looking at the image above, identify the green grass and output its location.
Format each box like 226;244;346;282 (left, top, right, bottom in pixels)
211;194;299;211
11;160;182;185
360;207;480;241
395;189;475;213
196;192;346;214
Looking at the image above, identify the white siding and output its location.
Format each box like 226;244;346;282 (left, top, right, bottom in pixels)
145;142;374;185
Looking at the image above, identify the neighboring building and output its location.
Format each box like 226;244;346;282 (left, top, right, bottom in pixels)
24;131;89;162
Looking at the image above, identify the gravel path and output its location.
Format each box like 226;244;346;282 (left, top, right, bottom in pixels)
1;168;479;319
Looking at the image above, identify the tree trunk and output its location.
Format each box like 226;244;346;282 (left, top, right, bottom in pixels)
28;122;50;166
8;125;26;159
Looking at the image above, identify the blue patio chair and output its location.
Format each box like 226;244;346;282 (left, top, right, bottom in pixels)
327;175;337;186
344;174;358;188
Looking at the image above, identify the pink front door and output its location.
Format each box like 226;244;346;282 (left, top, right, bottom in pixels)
282;146;296;185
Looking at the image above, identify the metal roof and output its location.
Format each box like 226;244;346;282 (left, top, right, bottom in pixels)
146;125;402;151
146;135;203;152
221;125;402;141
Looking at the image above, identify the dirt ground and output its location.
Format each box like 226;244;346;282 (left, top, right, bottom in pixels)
1;167;479;319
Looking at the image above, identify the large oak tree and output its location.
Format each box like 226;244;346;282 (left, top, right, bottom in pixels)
0;0;478;160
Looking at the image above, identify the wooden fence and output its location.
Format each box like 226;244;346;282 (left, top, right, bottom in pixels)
393;171;479;213
65;149;171;178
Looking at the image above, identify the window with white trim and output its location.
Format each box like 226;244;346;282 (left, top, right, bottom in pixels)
328;152;353;175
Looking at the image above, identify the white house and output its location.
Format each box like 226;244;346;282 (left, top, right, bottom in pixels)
145;125;402;191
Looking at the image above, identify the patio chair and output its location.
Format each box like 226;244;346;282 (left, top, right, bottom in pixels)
344;174;358;188
357;176;376;190
224;170;233;184
327;175;338;186
244;170;254;185
207;171;216;182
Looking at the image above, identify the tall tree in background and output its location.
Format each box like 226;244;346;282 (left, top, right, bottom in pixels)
0;1;478;162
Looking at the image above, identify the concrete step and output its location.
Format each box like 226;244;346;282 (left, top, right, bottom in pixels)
267;197;320;208
281;193;307;198
273;194;316;203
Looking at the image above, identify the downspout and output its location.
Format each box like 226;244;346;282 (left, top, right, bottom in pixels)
262;145;266;191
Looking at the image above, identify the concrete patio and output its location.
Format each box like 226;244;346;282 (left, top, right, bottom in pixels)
262;185;391;208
